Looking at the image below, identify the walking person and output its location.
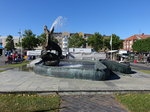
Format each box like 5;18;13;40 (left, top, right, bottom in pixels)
147;55;150;66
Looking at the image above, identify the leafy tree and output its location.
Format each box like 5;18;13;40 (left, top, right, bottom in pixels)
22;30;39;50
119;39;124;49
104;34;122;50
144;37;150;52
68;33;86;48
37;33;58;48
132;37;150;52
15;37;21;47
37;33;47;48
5;35;15;51
87;33;103;51
15;42;21;47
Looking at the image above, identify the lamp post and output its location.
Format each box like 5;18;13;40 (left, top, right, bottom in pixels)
18;31;22;59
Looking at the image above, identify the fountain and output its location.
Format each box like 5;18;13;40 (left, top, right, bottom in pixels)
32;16;113;81
41;25;62;66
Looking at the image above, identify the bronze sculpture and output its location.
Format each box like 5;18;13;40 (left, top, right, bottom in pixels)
41;25;62;66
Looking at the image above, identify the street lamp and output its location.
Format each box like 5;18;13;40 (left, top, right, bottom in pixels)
18;31;23;58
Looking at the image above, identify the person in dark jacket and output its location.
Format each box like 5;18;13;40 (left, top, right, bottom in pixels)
147;55;150;66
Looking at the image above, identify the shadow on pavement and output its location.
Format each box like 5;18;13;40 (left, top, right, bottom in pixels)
109;71;120;80
130;71;137;74
108;70;137;80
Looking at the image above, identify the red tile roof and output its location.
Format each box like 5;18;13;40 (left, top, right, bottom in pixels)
125;34;150;40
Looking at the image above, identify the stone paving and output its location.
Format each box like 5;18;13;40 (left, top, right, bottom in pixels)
0;69;150;92
60;95;128;112
0;67;149;112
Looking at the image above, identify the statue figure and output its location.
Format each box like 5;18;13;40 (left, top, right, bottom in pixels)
41;25;62;66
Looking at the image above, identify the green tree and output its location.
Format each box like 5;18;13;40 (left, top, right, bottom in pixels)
37;33;58;48
22;30;39;50
87;33;103;51
37;33;46;48
144;38;150;52
15;37;21;47
119;39;124;49
68;33;86;48
5;35;15;51
132;37;150;52
104;34;122;50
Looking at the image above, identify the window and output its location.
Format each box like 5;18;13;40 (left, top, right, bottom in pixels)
63;43;68;46
63;38;68;42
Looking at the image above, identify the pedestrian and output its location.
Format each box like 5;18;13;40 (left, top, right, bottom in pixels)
6;55;12;64
147;55;150;66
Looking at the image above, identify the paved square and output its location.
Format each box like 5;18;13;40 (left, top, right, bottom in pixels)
0;69;150;92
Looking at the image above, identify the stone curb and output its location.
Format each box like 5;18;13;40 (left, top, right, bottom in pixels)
0;90;150;95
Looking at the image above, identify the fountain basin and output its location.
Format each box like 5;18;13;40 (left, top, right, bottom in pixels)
34;60;110;81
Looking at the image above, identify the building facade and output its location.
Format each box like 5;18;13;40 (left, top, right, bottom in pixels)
0;36;20;49
123;33;150;51
53;32;93;51
0;32;93;52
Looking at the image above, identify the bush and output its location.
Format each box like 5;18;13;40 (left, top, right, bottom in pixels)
99;59;131;74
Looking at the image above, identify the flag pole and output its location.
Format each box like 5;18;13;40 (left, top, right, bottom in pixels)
110;34;113;60
111;37;112;60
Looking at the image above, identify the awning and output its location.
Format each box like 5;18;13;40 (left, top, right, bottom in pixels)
0;45;3;49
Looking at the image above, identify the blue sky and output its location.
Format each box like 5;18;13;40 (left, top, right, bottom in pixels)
0;0;150;39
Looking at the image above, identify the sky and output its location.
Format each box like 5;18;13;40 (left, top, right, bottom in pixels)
0;0;150;39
